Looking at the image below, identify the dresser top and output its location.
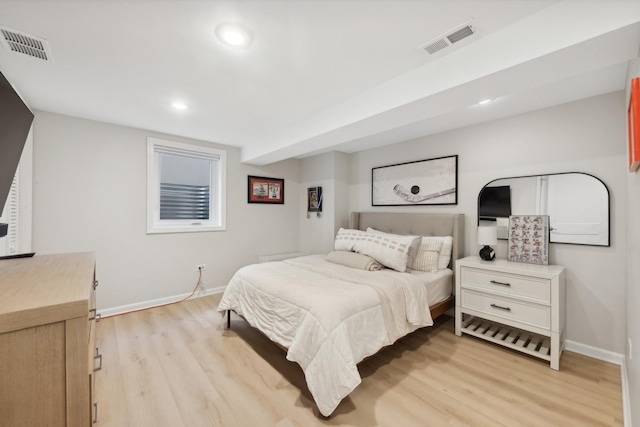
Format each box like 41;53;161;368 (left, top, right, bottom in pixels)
456;255;565;278
0;252;95;333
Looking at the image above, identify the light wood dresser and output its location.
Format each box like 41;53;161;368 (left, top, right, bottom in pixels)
455;256;565;370
0;252;101;426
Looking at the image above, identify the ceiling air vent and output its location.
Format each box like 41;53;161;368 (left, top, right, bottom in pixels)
0;27;52;61
419;20;476;56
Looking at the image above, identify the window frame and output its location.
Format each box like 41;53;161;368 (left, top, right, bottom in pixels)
146;137;226;234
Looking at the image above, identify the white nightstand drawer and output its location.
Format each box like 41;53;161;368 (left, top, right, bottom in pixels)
460;267;550;304
461;289;550;330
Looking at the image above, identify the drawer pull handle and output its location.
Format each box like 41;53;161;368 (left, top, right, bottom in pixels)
93;402;98;423
88;308;97;321
94;349;103;372
489;280;511;287
93;280;99;289
490;303;511;312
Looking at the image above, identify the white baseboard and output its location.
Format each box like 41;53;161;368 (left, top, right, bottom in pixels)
565;340;631;426
565;339;625;365
99;285;226;318
258;252;307;263
621;361;632;427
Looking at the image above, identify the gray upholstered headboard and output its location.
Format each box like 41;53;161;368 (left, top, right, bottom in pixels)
349;212;465;270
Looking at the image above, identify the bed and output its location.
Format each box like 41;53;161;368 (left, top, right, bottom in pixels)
217;212;464;416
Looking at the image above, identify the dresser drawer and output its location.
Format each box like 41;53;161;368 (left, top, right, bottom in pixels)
460;267;550;304
87;285;96;337
460;289;550;330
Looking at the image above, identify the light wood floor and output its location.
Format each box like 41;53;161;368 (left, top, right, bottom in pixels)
95;293;623;427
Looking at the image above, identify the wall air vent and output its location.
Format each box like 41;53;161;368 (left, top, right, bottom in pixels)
0;27;52;61
419;20;476;56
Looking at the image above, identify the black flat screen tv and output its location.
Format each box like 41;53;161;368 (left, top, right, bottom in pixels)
478;185;511;220
0;69;34;237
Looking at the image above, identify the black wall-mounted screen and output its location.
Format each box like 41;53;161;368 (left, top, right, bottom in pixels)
478;185;511;219
0;69;34;225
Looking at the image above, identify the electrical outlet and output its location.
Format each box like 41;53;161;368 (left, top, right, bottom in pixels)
196;264;206;271
629;338;633;360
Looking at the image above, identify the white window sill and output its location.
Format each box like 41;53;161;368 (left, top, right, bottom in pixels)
147;224;226;234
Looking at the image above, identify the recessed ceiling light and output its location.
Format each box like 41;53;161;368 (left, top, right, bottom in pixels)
171;101;188;111
477;99;494;105
215;23;253;49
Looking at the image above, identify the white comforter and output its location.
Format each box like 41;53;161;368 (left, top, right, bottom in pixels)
217;255;434;416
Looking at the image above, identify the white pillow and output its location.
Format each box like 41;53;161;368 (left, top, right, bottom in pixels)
334;228;368;251
414;236;453;270
410;238;443;272
437;236;454;269
334;228;419;272
366;227;421;268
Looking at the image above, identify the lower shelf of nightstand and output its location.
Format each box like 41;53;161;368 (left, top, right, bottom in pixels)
461;315;551;362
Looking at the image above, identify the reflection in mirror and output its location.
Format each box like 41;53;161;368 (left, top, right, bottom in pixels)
478;172;610;246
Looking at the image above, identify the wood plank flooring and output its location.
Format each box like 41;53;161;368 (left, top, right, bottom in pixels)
95;294;623;427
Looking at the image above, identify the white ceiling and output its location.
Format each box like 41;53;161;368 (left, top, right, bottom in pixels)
0;1;639;165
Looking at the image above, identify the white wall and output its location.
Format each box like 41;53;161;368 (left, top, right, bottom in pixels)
348;92;627;354
298;153;334;254
298;151;350;254
625;59;640;426
32;111;301;311
334;151;350;231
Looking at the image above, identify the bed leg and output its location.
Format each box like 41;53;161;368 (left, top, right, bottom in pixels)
226;310;231;329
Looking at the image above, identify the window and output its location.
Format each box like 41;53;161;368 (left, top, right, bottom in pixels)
0;165;21;255
147;137;226;233
0;129;33;256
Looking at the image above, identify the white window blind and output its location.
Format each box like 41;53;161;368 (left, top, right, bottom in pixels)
147;138;226;234
0;164;23;256
7;166;20;254
159;183;210;220
0;128;33;256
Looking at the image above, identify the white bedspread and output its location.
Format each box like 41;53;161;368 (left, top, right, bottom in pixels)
217;255;434;416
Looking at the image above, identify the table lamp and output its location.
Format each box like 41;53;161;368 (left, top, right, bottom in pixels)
478;225;497;261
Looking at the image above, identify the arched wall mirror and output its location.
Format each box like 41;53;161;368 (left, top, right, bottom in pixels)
478;172;610;247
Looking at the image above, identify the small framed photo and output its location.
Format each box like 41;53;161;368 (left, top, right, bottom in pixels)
248;176;284;204
307;187;322;212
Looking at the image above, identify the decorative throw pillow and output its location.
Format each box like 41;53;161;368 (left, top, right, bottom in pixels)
410;238;443;272
366;227;421;268
334;228;368;252
334;228;419;272
436;236;454;270
326;251;383;271
412;236;454;270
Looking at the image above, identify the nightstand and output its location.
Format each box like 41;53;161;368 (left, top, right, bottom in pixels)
455;256;566;370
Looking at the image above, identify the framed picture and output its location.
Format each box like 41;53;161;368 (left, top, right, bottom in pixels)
247;175;284;204
508;215;549;265
628;77;640;172
371;155;458;206
307;187;323;212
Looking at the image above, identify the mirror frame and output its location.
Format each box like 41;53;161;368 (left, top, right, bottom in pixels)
477;172;610;247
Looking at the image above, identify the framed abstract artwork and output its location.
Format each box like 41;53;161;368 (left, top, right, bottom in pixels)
628;77;640;172
247;175;284;204
371;155;458;206
508;215;549;265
